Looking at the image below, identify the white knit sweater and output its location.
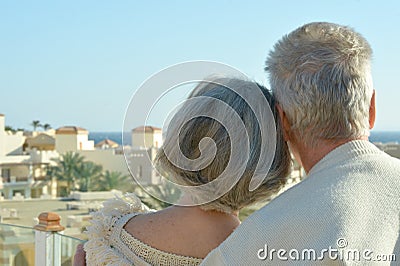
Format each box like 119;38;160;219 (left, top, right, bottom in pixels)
201;140;400;265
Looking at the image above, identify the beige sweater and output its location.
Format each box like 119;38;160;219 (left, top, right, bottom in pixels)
201;140;400;265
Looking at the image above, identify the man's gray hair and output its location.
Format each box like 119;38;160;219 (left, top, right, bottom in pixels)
266;22;374;146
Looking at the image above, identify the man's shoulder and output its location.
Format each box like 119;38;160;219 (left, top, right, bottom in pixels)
376;151;400;168
201;142;400;265
308;141;400;188
336;147;400;185
354;141;400;168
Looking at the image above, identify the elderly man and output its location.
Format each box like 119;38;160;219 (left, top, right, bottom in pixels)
201;22;400;265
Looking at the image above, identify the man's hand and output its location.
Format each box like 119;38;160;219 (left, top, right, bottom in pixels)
73;243;86;266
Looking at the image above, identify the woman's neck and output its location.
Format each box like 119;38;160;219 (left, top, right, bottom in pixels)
166;205;240;225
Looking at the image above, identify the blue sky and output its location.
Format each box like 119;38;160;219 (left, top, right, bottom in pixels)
1;1;399;131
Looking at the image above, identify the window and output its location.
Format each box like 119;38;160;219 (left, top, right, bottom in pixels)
138;165;143;178
2;168;11;182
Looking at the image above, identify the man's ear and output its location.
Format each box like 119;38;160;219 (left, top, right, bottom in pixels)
276;104;290;142
369;90;376;129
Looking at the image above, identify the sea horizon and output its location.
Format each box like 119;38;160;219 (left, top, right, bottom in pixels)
88;130;400;146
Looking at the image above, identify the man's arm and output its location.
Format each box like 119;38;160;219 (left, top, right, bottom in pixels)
73;243;86;266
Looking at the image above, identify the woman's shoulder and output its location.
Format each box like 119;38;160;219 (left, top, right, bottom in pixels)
84;197;203;265
83;193;153;265
124;206;238;260
122;207;205;265
85;193;152;238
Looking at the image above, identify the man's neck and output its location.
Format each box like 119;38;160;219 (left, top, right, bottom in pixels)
299;136;369;173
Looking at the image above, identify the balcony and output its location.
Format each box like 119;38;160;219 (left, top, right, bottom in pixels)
0;212;83;266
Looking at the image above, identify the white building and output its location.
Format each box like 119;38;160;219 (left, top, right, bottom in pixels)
125;146;161;185
55;126;94;154
0;150;59;199
46;125;163;187
79;148;130;177
52;126;130;178
95;139;119;149
0;119;170;200
131;126;162;149
126;126;163;185
0;114;59;199
0;114;26;156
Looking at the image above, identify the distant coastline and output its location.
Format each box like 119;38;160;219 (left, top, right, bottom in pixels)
369;131;400;144
89;131;400;146
89;132;131;146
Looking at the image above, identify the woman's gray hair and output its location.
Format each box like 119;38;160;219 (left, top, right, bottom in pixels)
155;78;291;213
265;22;374;146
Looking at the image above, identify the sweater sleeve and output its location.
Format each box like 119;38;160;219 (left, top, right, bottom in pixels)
200;247;228;266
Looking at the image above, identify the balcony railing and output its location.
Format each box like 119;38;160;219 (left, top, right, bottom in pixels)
0;212;83;266
0;223;35;266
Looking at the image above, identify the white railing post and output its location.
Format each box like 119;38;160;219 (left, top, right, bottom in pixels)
34;212;65;266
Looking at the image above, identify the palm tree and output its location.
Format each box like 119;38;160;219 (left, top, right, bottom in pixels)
42;123;51;131
49;152;85;196
76;162;103;192
5;125;16;133
93;170;130;191
31;120;41;131
133;182;180;210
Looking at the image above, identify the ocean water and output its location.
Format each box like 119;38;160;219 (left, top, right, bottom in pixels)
369;131;400;144
89;131;400;145
89;132;131;145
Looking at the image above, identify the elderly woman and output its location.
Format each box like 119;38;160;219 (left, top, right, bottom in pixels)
79;77;291;265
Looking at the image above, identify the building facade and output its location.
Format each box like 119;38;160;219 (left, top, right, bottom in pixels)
0;115;59;200
0;120;165;199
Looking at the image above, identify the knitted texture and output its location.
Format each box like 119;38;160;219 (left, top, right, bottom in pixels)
84;193;202;266
201;140;400;265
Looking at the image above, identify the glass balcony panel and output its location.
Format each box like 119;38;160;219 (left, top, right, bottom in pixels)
0;223;35;266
